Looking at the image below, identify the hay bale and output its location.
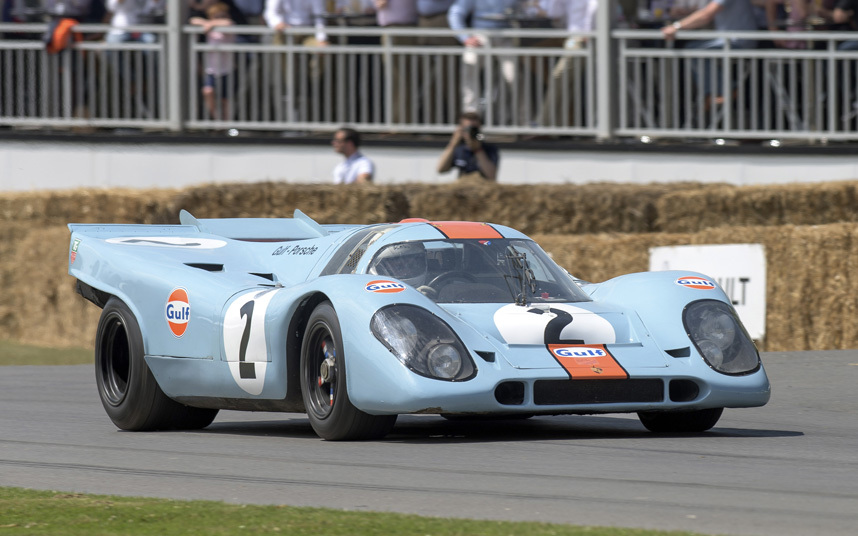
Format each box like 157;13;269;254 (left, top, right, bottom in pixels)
0;225;101;349
656;181;858;233
0;188;178;227
172;182;410;224
407;182;709;235
535;223;858;352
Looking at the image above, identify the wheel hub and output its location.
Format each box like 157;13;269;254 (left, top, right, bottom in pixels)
319;357;337;384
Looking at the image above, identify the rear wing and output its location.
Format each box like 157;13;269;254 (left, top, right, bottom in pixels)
69;209;357;242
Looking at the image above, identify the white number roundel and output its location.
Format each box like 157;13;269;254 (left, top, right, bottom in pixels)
223;289;280;395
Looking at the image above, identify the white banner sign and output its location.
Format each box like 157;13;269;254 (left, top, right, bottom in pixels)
649;244;766;340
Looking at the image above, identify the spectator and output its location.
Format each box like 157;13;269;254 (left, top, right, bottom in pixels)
437;111;499;182
833;0;858;50
264;0;328;121
662;0;758;47
417;0;455;43
765;0;814;47
332;127;375;184
190;2;236;120
416;0;458;122
670;0;711;19
264;0;327;43
105;0;163;44
447;0;520;117
190;0;250;25
374;0;418;124
661;0;758;99
538;0;597;127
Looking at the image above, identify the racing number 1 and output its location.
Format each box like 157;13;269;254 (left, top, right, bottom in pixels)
239;300;256;379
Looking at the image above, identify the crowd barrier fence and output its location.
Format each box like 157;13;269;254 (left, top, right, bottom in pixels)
3;20;858;141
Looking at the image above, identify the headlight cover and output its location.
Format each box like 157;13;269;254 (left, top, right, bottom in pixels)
371;304;476;381
683;299;760;376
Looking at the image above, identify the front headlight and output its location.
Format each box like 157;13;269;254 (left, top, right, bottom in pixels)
683;300;760;375
371;305;476;381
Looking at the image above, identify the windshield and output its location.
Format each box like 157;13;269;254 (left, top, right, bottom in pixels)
367;239;591;304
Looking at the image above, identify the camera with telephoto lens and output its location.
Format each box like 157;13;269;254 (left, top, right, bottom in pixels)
468;126;485;142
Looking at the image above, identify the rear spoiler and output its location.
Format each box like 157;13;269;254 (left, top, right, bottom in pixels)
69;209;351;241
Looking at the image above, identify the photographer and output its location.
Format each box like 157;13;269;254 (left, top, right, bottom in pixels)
437;112;499;182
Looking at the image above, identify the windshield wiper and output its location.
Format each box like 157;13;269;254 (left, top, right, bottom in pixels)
504;246;537;307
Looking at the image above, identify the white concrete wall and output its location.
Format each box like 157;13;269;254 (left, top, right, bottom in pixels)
2;139;857;191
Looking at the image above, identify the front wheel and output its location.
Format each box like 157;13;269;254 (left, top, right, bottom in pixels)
95;297;218;431
637;408;723;433
300;301;396;440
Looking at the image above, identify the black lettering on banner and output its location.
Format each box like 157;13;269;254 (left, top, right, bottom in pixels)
717;276;752;306
239;300;256;379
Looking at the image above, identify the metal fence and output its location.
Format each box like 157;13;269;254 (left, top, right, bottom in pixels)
3;19;858;142
617;29;858;141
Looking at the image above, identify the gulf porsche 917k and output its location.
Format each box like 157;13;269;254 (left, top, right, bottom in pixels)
67;210;770;440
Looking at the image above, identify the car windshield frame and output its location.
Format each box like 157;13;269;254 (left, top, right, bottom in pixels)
366;238;591;305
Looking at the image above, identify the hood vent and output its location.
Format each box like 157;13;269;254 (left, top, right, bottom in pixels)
186;263;224;272
475;351;495;363
666;347;691;358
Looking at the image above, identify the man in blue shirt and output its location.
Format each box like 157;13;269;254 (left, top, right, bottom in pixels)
661;0;757;98
437;112;500;181
448;0;520;118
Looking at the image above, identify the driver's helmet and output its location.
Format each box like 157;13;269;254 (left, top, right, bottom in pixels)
369;242;427;287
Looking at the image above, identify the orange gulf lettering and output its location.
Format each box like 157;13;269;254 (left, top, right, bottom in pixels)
430;221;503;239
548;344;629;380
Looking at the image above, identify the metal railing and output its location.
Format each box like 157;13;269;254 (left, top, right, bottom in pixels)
3;19;858;142
617;29;858;141
182;25;597;135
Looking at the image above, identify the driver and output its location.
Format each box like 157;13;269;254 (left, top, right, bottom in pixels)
368;242;429;289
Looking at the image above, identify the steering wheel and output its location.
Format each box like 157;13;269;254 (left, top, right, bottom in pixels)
426;271;478;290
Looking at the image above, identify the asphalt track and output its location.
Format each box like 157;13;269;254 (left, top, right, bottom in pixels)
2;351;857;536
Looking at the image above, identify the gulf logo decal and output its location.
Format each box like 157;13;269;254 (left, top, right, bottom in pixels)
365;280;406;293
165;288;190;337
548;344;628;380
676;276;716;290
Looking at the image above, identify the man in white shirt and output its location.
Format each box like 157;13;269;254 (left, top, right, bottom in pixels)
332;127;375;184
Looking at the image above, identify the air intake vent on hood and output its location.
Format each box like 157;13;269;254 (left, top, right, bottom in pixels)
186;263;224;272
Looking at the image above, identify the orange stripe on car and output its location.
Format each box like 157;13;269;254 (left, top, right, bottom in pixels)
429;221;503;239
547;344;629;380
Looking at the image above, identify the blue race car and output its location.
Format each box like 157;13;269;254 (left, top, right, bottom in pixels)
68;210;770;440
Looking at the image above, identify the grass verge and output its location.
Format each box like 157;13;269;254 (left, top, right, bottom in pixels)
0;340;91;366
0;487;708;536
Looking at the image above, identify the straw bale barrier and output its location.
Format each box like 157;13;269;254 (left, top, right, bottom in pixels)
655;181;858;233
6;180;858;236
3;217;858;353
3;182;858;353
404;182;707;235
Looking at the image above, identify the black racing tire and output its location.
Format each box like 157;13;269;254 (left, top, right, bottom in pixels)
300;301;396;441
637;407;724;433
95;297;218;431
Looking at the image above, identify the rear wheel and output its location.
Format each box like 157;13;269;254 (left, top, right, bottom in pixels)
95;297;218;431
637;408;723;433
300;301;396;440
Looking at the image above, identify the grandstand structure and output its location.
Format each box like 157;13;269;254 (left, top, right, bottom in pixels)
3;2;858;189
